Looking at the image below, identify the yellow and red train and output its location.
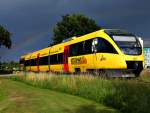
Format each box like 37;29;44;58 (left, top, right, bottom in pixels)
20;29;144;77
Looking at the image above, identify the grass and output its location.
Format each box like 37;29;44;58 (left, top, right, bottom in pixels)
0;77;119;113
11;71;150;113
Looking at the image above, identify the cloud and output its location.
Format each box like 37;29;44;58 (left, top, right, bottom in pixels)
0;0;150;61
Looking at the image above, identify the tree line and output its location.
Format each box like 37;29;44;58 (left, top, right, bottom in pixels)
0;61;19;74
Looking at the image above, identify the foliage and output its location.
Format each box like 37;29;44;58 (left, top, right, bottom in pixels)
0;25;11;49
11;73;150;113
0;61;19;74
52;14;101;45
140;69;150;82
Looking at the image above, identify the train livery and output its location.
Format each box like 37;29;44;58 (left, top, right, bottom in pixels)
20;29;144;77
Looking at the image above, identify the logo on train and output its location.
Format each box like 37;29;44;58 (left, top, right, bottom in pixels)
100;55;106;61
71;57;87;64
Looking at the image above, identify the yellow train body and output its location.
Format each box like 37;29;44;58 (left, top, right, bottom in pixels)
20;29;144;77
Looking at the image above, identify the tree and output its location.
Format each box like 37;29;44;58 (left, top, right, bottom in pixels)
52;14;101;45
0;25;11;49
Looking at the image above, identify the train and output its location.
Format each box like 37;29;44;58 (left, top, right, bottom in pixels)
20;29;144;77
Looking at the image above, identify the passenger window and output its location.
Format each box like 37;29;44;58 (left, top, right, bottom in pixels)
57;53;63;64
70;44;78;56
50;53;63;64
31;58;37;66
39;56;48;65
70;42;84;56
77;42;84;55
50;54;57;64
25;60;31;66
97;38;117;54
83;39;93;54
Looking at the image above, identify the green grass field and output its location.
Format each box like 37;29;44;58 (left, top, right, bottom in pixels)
10;70;150;113
0;77;119;113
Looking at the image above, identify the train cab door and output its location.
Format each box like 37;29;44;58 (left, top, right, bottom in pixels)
94;38;122;69
36;53;40;72
92;38;99;69
63;46;69;72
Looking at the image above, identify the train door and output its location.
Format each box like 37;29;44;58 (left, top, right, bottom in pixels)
28;55;32;72
63;45;69;72
82;39;95;70
37;53;40;72
48;49;51;72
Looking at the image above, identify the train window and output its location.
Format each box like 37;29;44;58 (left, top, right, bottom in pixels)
83;39;93;54
70;42;84;56
70;43;78;56
57;53;63;64
69;38;117;56
39;56;48;65
50;54;57;64
27;53;63;66
50;53;63;65
31;59;37;66
24;60;27;66
19;59;24;64
25;60;31;66
96;38;117;54
78;42;84;55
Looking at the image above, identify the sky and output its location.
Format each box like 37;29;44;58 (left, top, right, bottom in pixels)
0;0;150;62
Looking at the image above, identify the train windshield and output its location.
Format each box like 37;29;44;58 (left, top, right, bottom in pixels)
113;36;142;55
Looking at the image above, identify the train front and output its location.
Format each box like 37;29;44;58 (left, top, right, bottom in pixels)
105;29;144;77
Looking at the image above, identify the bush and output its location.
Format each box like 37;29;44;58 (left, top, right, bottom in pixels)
0;70;13;74
140;69;150;82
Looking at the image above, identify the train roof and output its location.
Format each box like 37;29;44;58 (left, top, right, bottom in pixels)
21;29;141;60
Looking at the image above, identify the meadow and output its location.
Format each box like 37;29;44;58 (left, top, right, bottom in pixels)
0;78;120;113
11;70;150;113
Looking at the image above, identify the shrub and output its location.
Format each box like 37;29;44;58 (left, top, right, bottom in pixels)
140;69;150;82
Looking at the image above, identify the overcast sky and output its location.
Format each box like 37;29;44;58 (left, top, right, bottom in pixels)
0;0;150;62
